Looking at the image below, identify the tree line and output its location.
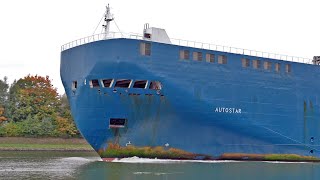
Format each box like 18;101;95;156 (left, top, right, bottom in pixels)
0;75;79;137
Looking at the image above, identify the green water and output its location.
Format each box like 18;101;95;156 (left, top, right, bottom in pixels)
0;151;319;180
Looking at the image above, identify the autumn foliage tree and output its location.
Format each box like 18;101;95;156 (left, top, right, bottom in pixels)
8;75;60;122
0;75;79;137
56;94;79;136
0;107;7;122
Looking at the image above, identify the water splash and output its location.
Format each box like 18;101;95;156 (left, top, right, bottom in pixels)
111;156;237;164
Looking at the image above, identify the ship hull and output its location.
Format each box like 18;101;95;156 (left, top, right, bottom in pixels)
61;38;320;161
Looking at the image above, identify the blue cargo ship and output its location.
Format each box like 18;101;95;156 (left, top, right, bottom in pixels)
60;5;320;161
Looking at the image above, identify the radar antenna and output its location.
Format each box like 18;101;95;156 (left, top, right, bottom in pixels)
102;4;114;39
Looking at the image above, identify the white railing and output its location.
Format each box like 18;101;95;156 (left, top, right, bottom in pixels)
61;32;313;64
61;32;143;51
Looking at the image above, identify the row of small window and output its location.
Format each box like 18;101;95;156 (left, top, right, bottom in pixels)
72;79;162;90
140;42;291;73
241;58;291;73
179;50;227;64
140;42;228;64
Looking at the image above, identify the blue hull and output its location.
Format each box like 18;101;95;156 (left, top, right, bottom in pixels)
60;38;320;160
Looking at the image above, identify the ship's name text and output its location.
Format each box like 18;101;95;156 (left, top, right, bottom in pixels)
214;107;242;114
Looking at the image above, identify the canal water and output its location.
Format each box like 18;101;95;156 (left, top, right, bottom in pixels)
0;151;320;180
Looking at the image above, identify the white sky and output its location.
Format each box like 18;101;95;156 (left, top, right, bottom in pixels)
0;0;319;94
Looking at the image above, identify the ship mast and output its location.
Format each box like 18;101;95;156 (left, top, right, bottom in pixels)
102;4;114;39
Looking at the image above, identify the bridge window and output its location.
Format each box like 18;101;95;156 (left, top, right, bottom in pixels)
89;79;100;88
264;61;272;70
253;60;261;69
140;42;151;56
275;63;281;72
133;80;148;89
193;52;202;61
218;55;227;64
149;81;162;90
285;64;291;73
206;53;215;63
115;79;132;88
180;50;189;60
72;81;77;90
242;58;250;68
101;79;113;88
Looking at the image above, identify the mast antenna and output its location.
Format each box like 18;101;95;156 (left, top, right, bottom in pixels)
102;4;114;39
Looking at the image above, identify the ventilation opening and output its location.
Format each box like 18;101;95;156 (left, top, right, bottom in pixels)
140;42;151;56
115;79;132;88
264;61;272;70
193;52;202;61
252;60;261;69
242;58;250;68
102;79;113;88
149;81;162;90
133;80;148;89
218;55;227;64
285;64;291;73
275;63;281;72
72;81;77;90
179;50;190;60
206;53;215;63
109;118;127;128
90;79;100;88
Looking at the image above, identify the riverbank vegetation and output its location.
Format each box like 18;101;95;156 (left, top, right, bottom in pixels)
0;75;79;137
0;137;93;151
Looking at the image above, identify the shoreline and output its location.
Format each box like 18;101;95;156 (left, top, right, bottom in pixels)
0;137;95;152
0;148;94;152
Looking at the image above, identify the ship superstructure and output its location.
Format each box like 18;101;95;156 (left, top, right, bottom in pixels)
60;5;320;161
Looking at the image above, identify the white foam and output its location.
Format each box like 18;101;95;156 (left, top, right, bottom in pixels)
133;172;152;175
111;156;237;164
263;161;310;164
133;171;184;176
60;157;98;162
109;157;315;164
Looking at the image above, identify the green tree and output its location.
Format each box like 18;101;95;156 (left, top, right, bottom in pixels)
18;116;56;137
0;76;9;104
2;121;20;136
0;76;9;123
56;94;79;137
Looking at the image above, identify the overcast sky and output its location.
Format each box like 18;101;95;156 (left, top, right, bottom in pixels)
0;0;319;94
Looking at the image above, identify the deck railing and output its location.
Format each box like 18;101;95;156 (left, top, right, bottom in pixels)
61;32;143;51
61;32;313;64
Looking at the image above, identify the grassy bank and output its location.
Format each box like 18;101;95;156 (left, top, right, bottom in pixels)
0;137;94;151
